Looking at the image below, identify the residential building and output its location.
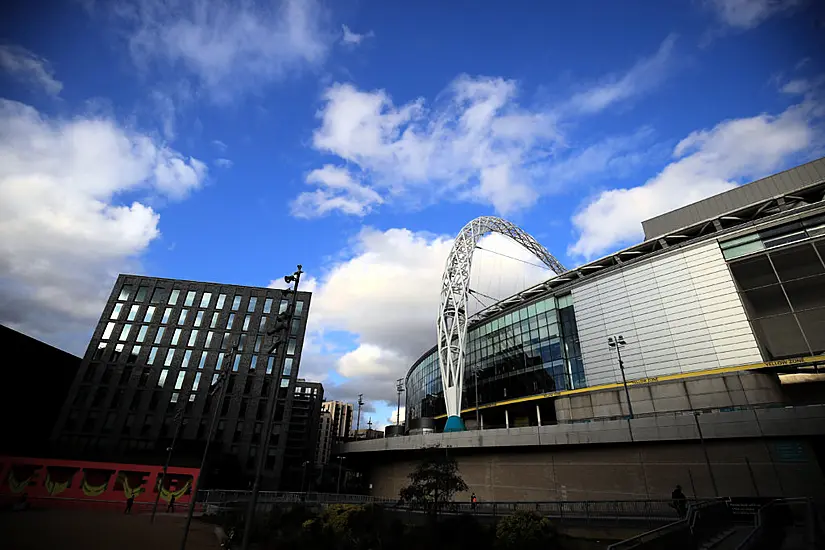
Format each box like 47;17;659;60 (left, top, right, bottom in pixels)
315;410;333;465
321;400;353;443
282;379;323;491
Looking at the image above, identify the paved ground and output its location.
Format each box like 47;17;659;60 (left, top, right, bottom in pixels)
0;509;223;550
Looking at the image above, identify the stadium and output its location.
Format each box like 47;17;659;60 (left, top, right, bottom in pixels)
403;157;825;435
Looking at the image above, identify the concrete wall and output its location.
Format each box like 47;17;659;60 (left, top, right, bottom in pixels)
365;438;825;502
572;239;762;387
555;371;784;422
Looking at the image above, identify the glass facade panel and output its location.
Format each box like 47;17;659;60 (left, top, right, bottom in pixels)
127;305;139;321
178;309;189;325
162;308;172;324
118;285;133;301
263;298;273;314
154;327;165;344
248;297;257;312
144;306;156;322
200;292;212;308
188;330;199;347
182;349;193;368
194;310;204;327
111;303;123;320
136;326;148;343
169;290;180;305
232;295;242;311
216;294;227;309
185;291;196;307
119;324;131;341
102;322;115;340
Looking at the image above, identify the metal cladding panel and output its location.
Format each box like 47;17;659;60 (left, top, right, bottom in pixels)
572;240;763;386
642;157;825;239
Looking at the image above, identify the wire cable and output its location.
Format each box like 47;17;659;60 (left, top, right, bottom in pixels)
475;245;551;270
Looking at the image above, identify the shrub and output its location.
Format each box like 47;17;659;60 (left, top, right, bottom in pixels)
495;510;557;550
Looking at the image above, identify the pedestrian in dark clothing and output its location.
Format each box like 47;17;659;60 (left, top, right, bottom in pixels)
671;485;687;518
125;495;134;514
471;492;477;511
166;495;175;513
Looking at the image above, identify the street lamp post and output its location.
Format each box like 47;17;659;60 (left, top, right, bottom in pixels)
179;344;237;550
474;365;480;430
152;408;183;523
241;266;303;550
607;335;634;419
395;378;404;431
336;456;347;494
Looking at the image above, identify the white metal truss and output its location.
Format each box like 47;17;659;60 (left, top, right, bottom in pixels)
437;216;567;421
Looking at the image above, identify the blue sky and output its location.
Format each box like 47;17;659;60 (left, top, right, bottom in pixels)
1;0;823;426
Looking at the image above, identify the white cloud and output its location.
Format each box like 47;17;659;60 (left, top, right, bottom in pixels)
0;99;207;353
212;139;228;152
0;45;63;96
104;0;330;101
341;24;373;46
291;165;383;218
214;158;233;168
307;76;559;215
302;227;553;405
567;35;677;114
569;100;820;259
706;0;803;29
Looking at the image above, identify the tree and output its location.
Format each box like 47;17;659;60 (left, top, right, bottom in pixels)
495;511;557;550
399;451;468;513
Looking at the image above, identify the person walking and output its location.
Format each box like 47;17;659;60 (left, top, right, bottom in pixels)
471;492;477;512
166;494;176;513
124;495;134;514
671;485;687;518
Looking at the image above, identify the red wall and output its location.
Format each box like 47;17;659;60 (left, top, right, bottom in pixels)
0;456;200;509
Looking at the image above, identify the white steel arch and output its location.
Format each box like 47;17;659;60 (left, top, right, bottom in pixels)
437;216;567;425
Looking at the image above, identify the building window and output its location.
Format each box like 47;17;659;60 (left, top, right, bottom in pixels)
279;299;288;314
192;372;202;391
254;336;262;353
154;326;165;344
118;284;133;301
259;316;267;331
291;319;300;336
232;295;242;311
139;368;151;387
205;331;215;348
250;356;258;371
128;346;140;363
136;325;148;343
144;306;156;322
210;312;219;328
102;322;115;340
238;334;247;351
164;349;175;367
242;315;251;331
287;338;297;355
263;298;273;314
200;292;212;308
174;371;186;390
127;304;139;321
247;297;257;313
135;286;149;302
266;356;274;375
221;332;231;350
182;349;193;368
150;288;164;304
294;301;304;317
169;289;180;305
172;328;182;345
148;347;159;365
160;307;171;324
194;310;204;327
188;329;199;347
226;313;235;330
217;293;227;309
198;352;207;369
185;290;196;307
283;357;293;376
119;324;132;341
158;369;169;387
217;352;225;370
111;303;123;320
111;344;124;362
233;355;241;372
178;309;189;325
93;343;106;360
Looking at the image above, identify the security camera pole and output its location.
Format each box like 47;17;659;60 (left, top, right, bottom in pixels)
241;265;303;550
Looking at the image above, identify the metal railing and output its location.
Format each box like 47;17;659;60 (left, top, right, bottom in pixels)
735;498;823;550
607;499;731;550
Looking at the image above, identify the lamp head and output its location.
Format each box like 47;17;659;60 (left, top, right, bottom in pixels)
284;274;296;283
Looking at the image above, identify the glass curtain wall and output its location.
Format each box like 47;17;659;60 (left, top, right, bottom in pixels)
405;294;585;424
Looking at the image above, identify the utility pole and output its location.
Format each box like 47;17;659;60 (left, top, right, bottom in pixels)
395;378;404;430
355;394;363;438
179;344;237;550
241;265;303;550
152;407;183;523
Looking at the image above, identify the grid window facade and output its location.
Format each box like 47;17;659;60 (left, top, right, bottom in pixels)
52;274;312;489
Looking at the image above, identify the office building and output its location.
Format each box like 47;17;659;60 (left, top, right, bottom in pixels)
282;379;323;490
321;400;353;442
315;410;333;465
51;275;311;489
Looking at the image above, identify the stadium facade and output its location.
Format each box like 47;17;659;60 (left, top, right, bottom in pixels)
406;157;825;433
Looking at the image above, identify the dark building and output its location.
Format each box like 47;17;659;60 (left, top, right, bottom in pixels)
282;379;323;491
0;325;81;457
50;274;311;489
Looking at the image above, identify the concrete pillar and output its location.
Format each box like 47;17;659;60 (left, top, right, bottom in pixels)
536;405;542;426
505;409;510;429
